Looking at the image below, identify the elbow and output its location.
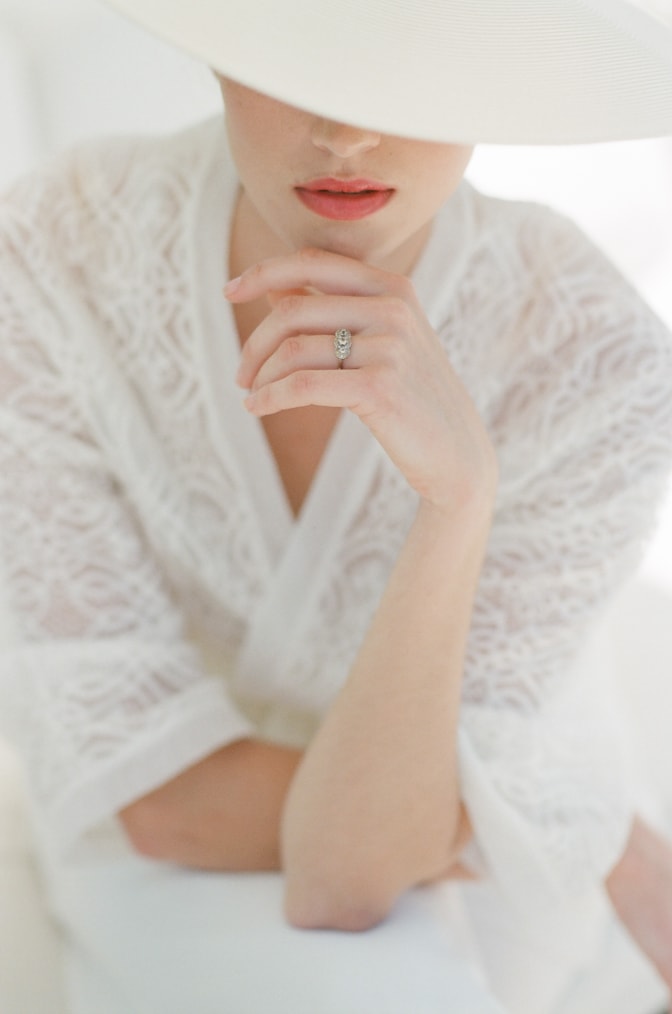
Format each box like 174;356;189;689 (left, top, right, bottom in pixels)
284;875;393;932
282;838;398;931
283;807;473;931
282;848;400;930
119;797;174;861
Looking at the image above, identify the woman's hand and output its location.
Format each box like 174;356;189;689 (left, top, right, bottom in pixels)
227;247;497;514
227;248;495;928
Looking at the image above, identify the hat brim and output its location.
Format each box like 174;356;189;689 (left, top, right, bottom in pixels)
102;0;672;144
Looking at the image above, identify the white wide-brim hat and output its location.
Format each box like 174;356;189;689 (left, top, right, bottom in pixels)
103;0;672;144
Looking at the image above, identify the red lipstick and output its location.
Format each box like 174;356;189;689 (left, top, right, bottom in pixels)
296;177;394;220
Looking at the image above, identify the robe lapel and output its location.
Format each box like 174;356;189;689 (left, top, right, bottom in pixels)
194;124;475;703
232;410;381;703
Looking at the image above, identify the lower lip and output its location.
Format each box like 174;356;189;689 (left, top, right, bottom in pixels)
296;188;394;221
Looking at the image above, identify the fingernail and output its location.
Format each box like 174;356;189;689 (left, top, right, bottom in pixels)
224;276;242;297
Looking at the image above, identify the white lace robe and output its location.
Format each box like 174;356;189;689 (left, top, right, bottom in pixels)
1;117;671;919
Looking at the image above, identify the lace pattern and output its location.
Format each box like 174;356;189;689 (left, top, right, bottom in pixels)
1;119;671;899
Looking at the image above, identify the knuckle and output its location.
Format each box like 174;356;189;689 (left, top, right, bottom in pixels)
363;363;395;408
281;336;303;362
385;295;414;329
251;385;270;410
276;293;304;317
290;371;314;396
384;335;408;370
246;260;265;283
390;273;415;301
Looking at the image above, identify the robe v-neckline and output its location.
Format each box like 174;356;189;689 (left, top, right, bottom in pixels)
192;120;474;699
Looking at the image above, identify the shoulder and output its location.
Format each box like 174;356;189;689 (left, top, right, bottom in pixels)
0;117;225;391
444;185;672;502
0;116;225;374
457;182;672;390
462;181;649;305
467;184;666;333
0;116;223;274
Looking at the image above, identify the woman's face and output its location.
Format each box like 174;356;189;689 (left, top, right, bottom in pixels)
217;77;473;275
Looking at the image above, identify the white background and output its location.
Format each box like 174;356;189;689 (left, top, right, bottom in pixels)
1;0;671;592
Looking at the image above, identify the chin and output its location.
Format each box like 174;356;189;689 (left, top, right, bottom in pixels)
294;228;396;267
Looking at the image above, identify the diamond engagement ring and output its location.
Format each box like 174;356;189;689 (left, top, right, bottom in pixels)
333;328;353;368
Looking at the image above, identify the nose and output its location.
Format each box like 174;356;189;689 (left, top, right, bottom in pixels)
310;117;381;159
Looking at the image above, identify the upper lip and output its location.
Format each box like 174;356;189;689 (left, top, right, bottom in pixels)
297;177;392;193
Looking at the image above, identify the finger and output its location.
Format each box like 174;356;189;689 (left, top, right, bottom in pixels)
251;333;363;390
225;247;408;303
237;293;383;388
266;287;313;307
244;368;372;417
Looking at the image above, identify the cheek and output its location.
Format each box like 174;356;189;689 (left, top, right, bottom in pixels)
221;85;273;155
427;147;474;200
397;141;473;204
457;147;475;176
438;146;474;180
225;113;302;200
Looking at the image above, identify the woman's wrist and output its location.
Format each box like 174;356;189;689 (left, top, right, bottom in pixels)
415;439;498;527
414;474;496;553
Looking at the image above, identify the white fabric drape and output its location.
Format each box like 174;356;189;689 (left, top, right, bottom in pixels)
1;117;672;1010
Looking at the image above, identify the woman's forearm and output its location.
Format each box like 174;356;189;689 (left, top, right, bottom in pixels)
280;494;493;930
119;738;302;870
118;495;491;894
225;245;498;926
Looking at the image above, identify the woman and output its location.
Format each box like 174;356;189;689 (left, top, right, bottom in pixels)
1;1;672;1011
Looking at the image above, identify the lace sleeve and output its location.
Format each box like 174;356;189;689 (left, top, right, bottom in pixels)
457;209;672;912
0;223;252;854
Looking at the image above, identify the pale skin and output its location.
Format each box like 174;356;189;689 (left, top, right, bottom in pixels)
120;80;672;991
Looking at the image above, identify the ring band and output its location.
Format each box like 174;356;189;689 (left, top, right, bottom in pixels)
333;328;353;368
